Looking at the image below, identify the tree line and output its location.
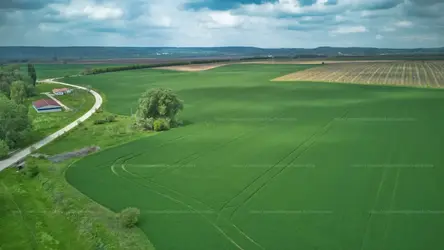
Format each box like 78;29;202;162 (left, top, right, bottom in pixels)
0;64;37;158
81;57;271;75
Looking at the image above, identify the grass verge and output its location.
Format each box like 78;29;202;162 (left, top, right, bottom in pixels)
0;110;157;249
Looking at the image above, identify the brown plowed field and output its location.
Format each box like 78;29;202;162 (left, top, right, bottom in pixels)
273;61;444;88
241;60;397;65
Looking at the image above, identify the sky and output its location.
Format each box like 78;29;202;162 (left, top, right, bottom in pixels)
0;0;443;48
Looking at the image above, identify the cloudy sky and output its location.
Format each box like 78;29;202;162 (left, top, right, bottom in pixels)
0;0;443;48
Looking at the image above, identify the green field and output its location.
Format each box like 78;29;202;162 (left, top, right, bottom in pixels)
63;64;444;250
28;64;123;80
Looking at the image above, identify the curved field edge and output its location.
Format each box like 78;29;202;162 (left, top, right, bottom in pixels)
0;85;157;249
62;64;444;250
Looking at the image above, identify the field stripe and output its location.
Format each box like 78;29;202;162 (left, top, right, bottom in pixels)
150;116;284;179
420;62;432;88
400;62;406;86
424;62;440;88
350;63;375;83
428;62;444;88
382;168;401;250
120;145;266;250
119;165;246;250
226;110;348;222
360;167;389;250
366;64;384;84
383;63;396;85
414;63;422;87
428;62;444;87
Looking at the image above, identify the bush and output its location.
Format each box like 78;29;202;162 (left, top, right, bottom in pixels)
26;164;39;178
135;117;154;130
153;118;170;131
105;115;116;123
94;115;116;125
119;207;140;228
93;119;107;125
0;140;9;159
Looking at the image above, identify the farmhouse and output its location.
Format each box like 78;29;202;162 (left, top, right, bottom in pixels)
32;99;62;113
52;88;73;95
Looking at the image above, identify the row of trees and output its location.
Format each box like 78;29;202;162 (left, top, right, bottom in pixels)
0;64;36;158
81;57;271;75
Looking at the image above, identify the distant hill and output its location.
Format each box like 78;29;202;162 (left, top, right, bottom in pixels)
1;46;443;63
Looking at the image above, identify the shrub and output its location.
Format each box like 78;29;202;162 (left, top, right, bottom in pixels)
93;119;107;125
26;164;39;178
153;118;170;131
119;207;140;228
0;140;9;159
135;117;154;130
105;115;116;123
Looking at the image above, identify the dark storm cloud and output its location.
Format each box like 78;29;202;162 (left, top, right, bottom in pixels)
357;0;404;11
402;0;444;18
0;0;67;10
409;0;444;6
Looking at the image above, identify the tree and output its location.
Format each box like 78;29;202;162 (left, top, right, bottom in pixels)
0;97;32;149
136;88;184;125
10;81;27;104
0;65;35;97
153;118;170;131
0;140;9;159
27;63;37;86
119;207;140;228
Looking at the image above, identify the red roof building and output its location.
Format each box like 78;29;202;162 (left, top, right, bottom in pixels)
32;99;62;113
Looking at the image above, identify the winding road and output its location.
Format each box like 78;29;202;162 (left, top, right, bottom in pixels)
0;78;103;172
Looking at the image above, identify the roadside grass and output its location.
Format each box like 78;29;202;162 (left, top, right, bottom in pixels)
0;111;156;250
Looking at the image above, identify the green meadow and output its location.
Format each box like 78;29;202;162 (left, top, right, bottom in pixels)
63;64;444;250
30;64;122;80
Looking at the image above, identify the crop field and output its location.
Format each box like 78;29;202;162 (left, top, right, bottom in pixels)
27;64;123;80
63;64;444;250
274;61;444;88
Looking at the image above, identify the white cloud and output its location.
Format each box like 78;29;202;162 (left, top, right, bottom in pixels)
330;25;367;34
206;11;243;28
50;1;123;21
376;34;383;40
395;20;413;27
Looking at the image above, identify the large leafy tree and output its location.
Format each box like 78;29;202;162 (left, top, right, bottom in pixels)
0;95;32;149
10;81;28;104
136;88;184;122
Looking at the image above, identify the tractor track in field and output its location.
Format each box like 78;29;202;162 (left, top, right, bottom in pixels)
148;130;252;179
149;114;289;180
220;110;348;224
381;168;401;250
117;163;248;250
227;111;347;221
108;136;265;250
360;122;397;250
121;164;266;250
